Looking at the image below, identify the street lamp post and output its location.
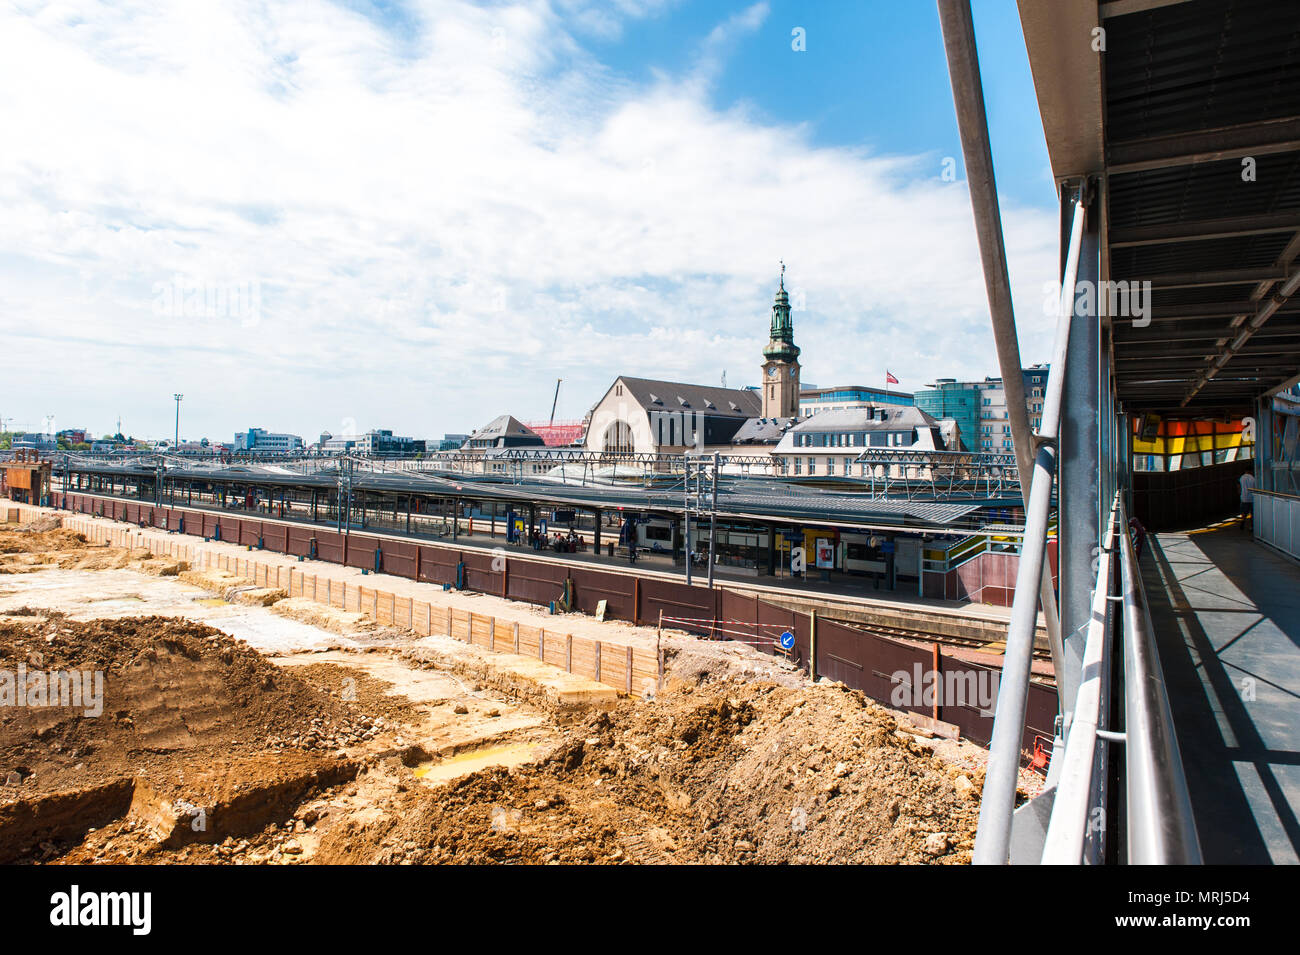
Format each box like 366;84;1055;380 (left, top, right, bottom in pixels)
173;394;183;450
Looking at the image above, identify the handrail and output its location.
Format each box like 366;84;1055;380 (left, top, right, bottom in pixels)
928;516;1061;570
1252;487;1300;502
1038;495;1202;864
1117;498;1203;864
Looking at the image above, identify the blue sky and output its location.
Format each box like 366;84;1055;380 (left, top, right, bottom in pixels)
0;0;1058;442
588;0;1052;207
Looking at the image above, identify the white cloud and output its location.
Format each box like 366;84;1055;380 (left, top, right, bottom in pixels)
0;0;1057;440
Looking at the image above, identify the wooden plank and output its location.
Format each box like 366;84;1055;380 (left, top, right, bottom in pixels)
904;713;961;740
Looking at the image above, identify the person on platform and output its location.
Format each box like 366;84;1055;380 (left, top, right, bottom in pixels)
1240;469;1256;533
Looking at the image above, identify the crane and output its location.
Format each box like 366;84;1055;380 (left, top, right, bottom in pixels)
549;378;562;426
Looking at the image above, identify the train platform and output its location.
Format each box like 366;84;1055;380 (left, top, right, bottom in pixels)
299;514;1019;626
1143;522;1300;864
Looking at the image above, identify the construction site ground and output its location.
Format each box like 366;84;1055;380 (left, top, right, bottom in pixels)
0;514;1042;865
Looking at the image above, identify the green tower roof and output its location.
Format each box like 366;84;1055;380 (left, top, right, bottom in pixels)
763;262;800;362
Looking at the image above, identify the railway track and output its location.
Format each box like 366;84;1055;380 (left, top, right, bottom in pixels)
834;620;1056;674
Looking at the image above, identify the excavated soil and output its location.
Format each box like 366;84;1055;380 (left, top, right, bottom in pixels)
1;610;984;864
0;524;173;577
309;682;981;865
0;515;994;865
0;611;381;862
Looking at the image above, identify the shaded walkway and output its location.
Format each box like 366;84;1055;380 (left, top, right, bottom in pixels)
1144;525;1300;864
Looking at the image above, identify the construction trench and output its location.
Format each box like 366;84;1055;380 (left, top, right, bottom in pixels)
0;506;1044;865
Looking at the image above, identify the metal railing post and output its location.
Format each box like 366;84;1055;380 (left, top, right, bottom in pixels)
973;439;1057;863
1041;495;1119;864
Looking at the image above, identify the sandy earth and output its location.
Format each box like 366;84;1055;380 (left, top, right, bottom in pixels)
0;520;1038;865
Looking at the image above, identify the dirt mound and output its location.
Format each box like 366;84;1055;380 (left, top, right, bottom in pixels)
0;612;375;862
661;639;805;688
14;515;63;534
0;614;368;786
0;525;144;574
0;527;87;556
272;597;380;635
314;681;981;865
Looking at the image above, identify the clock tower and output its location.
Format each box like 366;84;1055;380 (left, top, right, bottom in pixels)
761;262;801;419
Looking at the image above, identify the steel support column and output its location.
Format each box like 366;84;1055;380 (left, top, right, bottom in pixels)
937;0;1063;678
1059;186;1102;687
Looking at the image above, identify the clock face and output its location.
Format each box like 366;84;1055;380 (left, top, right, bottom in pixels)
767;365;779;378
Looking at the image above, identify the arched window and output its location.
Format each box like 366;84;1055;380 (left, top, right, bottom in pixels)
602;420;635;454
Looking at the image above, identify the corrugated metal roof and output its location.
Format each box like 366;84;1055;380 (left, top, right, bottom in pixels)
1101;0;1300;415
67;460;990;531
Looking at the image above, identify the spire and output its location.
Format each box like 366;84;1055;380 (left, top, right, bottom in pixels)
763;262;800;362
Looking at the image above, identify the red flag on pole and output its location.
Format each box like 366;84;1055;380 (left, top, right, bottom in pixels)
885;370;899;385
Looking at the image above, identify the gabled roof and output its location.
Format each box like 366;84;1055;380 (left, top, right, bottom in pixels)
614;377;762;417
469;415;540;441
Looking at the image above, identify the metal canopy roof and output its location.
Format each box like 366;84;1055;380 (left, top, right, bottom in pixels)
1020;0;1300;416
67;459;985;531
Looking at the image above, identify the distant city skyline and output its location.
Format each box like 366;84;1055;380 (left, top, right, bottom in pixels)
10;363;1046;449
0;0;1057;440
